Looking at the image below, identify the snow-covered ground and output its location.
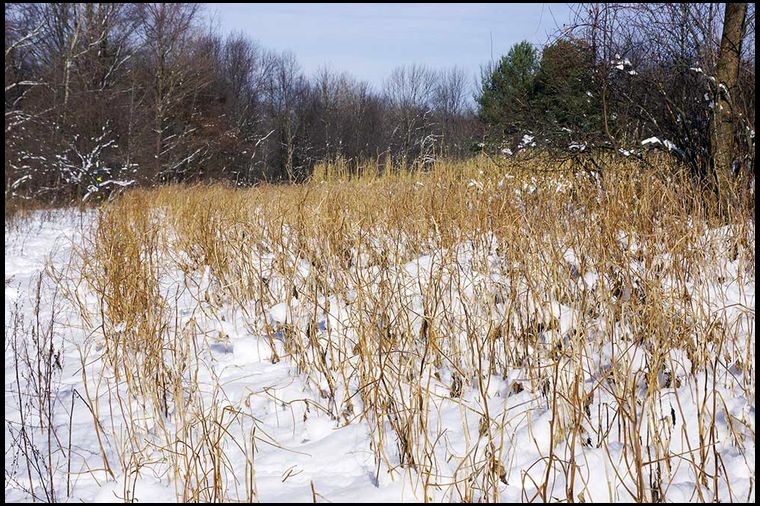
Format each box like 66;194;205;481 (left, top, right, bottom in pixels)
5;208;756;502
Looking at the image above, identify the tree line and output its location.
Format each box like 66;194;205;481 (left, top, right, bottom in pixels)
5;3;755;206
5;3;479;202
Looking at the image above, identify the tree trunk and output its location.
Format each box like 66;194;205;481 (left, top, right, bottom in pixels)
711;3;747;214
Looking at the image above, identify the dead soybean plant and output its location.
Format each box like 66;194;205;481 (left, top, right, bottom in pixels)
58;156;754;502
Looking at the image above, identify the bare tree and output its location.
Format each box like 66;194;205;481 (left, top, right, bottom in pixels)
432;66;471;157
385;64;438;164
265;50;309;181
136;2;206;181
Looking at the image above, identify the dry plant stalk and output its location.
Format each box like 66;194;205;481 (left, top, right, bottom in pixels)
43;154;755;502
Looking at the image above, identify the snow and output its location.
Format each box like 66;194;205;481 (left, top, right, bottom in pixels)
642;137;682;155
10;174;31;190
642;136;662;146
662;139;679;152
97;179;136;188
518;134;536;149
5;208;756;502
612;57;633;72
269;300;296;325
467;179;484;190
569;142;587;151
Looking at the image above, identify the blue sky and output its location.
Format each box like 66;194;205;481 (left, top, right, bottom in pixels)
207;3;574;91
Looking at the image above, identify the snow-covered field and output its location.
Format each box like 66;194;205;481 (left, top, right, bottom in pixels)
4;173;756;502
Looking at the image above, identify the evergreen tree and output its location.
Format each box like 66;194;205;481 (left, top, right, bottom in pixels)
533;38;600;139
476;41;538;139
